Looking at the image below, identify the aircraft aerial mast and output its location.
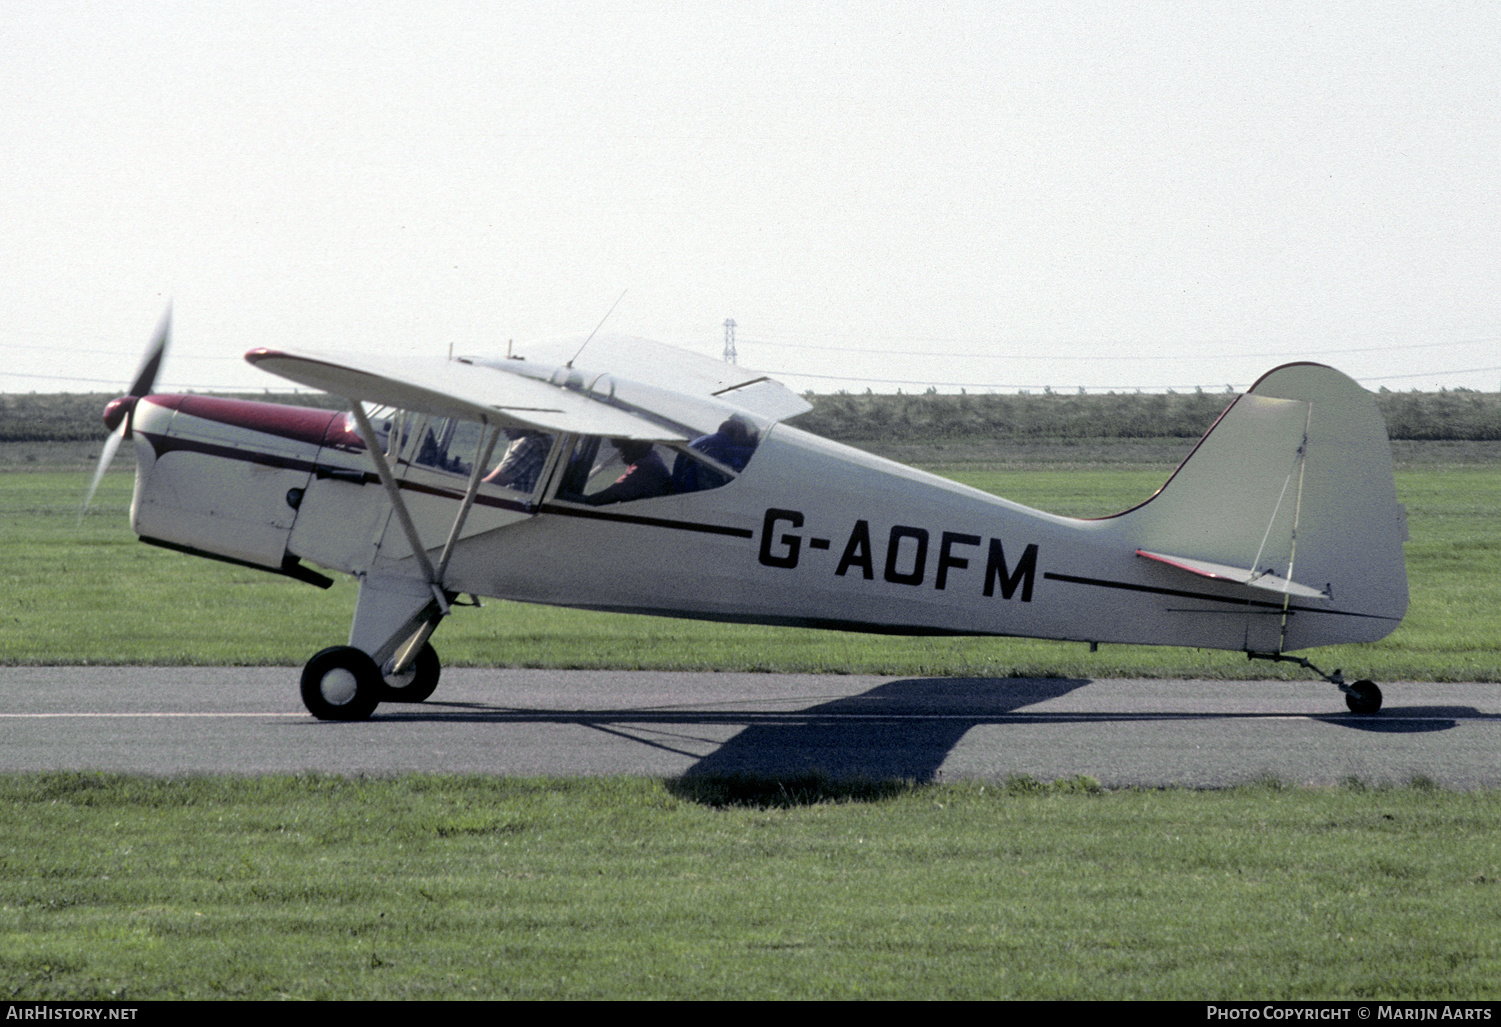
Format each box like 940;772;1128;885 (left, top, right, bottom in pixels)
723;318;737;365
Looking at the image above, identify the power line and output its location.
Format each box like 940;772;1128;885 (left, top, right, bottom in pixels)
0;339;246;362
1356;365;1501;383
738;334;1501;362
0;369;319;392
759;364;1501;393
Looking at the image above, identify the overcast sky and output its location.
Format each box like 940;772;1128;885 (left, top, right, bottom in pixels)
4;1;1499;396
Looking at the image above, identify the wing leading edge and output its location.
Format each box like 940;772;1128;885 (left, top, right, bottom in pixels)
246;341;811;440
246;348;687;439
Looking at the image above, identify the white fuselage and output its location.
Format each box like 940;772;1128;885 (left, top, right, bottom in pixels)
126;384;1407;656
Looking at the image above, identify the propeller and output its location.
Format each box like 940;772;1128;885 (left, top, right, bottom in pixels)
80;305;171;518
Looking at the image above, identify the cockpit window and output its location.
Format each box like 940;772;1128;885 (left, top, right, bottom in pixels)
555;416;760;505
343;407;760;505
670;416;759;494
557;437;671;505
482;428;552;493
344;408;554;495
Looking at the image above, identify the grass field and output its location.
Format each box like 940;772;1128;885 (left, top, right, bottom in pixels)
3;447;1500;1000
3;774;1500;1001
4;451;1497;681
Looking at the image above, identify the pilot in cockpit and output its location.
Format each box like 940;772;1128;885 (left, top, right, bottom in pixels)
584;439;670;505
483;428;551;493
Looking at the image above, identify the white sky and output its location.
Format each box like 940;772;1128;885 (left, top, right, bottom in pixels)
4;1;1499;396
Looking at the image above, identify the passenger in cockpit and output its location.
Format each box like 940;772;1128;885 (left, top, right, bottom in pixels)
484;428;551;493
672;416;759;494
585;439;670;505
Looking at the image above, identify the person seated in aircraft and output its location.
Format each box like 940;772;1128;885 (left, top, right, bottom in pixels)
413;426;446;469
671;416;760;494
585;439;670;505
483;428;551;493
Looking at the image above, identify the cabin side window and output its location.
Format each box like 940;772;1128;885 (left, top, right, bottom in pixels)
481;428;554;494
670;416;760;494
344;409;554;496
556;437;671;505
554;416;760;505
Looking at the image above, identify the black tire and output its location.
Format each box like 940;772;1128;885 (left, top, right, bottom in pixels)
380;642;441;703
1345;679;1382;715
301;646;382;721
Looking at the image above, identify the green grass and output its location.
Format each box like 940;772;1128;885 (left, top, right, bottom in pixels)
4;462;1498;679
3;773;1499;1000
5;457;1500;1001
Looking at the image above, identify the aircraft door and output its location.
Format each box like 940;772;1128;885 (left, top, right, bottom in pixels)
371;413;556;566
289;409;559;574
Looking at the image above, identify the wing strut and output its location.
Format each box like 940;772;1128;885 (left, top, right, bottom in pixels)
433;423;502;585
348;402;443;602
347;404;512;676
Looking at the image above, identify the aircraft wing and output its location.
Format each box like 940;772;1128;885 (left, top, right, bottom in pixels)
245;348;690;441
467;333;814;422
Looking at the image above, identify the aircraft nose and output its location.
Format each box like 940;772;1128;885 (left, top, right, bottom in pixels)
103;395;138;433
103;395;139;432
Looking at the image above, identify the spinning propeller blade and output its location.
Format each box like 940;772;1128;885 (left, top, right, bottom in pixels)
80;305;171;517
127;307;171;397
81;428;124;517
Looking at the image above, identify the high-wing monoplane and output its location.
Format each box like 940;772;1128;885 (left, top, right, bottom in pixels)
91;313;1408;719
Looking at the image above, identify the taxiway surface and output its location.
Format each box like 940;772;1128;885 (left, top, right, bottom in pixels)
2;667;1497;787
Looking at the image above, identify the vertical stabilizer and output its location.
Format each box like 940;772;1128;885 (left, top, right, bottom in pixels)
1123;363;1407;650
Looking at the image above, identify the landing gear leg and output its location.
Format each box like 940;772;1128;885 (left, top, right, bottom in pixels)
1246;651;1383;714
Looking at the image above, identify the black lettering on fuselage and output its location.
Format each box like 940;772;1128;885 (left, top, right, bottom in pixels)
935;531;981;590
761;508;1038;602
759;508;804;568
884;525;929;586
836;520;874;579
984;540;1038;601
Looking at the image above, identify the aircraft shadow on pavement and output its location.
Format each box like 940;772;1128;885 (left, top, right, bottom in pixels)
665;686;1476;779
1313;705;1481;734
678;676;1088;782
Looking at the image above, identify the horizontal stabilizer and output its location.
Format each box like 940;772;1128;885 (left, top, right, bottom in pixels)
1136;549;1330;600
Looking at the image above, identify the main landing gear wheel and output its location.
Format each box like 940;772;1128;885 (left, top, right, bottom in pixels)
1344;679;1383;715
301;646;382;721
380;642;441;703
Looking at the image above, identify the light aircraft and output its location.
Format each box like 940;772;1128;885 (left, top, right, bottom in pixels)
88;311;1408;720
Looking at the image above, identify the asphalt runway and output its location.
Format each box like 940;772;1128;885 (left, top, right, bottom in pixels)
2;667;1498;787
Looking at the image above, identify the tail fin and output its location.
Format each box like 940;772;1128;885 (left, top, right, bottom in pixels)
1124;363;1407;650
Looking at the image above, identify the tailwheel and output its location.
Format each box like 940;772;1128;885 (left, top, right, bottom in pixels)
380;642;441;703
1343;679;1383;715
301;646;382;721
1246;652;1383;715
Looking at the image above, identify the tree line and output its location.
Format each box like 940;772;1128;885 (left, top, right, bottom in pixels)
793;387;1501;442
3;387;1498;444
